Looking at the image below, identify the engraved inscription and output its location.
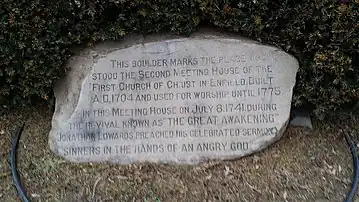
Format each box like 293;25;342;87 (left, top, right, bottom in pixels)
49;36;298;164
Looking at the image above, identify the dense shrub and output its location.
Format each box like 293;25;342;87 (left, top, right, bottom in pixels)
0;0;358;118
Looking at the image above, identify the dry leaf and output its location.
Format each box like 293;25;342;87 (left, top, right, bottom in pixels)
31;193;40;198
283;191;288;199
224;166;230;176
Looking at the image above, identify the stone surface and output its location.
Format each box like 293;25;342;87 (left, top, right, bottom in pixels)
290;108;313;130
49;31;299;164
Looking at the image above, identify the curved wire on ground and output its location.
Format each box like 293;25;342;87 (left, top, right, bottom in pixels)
10;122;30;202
344;132;359;202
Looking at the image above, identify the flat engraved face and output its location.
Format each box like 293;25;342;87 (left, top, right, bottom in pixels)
49;35;299;164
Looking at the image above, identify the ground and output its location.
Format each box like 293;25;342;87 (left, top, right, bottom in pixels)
0;104;358;202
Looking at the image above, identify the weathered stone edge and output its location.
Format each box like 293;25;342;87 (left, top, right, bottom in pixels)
49;29;299;164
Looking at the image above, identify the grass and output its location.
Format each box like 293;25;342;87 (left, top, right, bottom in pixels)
0;104;358;202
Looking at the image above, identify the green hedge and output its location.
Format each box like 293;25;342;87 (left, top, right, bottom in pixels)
1;0;358;118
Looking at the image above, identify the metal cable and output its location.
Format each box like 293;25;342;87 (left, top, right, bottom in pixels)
344;132;359;202
10;122;30;202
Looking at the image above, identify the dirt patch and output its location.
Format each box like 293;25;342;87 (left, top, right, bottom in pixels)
0;105;358;202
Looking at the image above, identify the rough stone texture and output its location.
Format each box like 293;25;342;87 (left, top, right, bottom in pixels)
49;30;299;165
